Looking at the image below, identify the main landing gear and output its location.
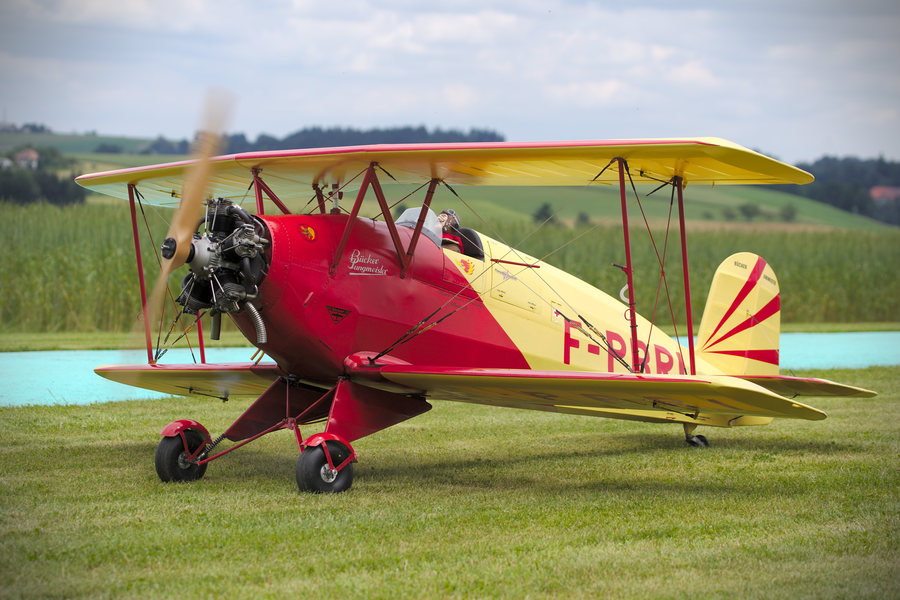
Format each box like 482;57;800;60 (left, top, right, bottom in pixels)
153;420;357;494
151;375;430;494
683;423;709;448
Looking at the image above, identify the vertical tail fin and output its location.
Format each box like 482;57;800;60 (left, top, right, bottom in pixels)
697;252;780;376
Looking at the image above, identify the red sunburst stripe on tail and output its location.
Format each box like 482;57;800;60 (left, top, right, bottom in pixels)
703;349;780;366
702;256;767;349
707;294;780;349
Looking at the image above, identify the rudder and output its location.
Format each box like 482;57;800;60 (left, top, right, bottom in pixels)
697;252;780;376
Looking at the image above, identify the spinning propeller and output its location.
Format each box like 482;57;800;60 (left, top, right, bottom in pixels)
144;96;228;350
143;94;270;353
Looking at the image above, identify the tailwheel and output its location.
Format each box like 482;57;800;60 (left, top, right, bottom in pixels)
296;440;354;494
155;430;209;482
682;424;709;448
685;434;709;448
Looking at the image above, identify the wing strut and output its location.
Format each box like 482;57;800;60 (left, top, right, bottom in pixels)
614;163;696;375
403;178;440;264
616;158;641;372
128;183;154;364
127;184;206;365
675;176;697;375
252;168;291;215
330;164;438;278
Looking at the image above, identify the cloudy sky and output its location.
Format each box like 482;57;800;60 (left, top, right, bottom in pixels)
1;0;898;163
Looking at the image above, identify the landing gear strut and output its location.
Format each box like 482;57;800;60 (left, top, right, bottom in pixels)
683;423;709;448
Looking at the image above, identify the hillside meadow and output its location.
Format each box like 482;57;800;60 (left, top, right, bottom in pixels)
0;198;897;334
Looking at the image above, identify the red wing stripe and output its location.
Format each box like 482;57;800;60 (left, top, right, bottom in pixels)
704;349;780;366
703;256;766;349
707;294;780;349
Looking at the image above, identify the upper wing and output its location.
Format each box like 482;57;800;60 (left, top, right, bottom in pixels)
75;138;813;206
349;364;827;426
95;362;281;399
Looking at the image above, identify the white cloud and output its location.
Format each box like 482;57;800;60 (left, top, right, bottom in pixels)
0;0;898;161
546;80;638;107
664;60;720;88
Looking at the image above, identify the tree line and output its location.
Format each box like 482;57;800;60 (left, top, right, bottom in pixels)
142;125;505;155
770;156;900;225
0;147;85;205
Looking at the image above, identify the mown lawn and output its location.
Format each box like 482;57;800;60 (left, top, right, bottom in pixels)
0;367;896;599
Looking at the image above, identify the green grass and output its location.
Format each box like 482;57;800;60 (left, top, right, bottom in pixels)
0;367;896;598
0;331;252;352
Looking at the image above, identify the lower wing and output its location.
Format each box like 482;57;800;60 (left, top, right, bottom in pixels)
95;363;281;399
349;363;829;427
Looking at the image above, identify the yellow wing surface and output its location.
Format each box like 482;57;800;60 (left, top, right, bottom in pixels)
354;365;828;429
745;375;876;398
95;363;281;398
75;138;813;207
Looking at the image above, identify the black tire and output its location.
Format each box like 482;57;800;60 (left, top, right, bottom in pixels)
685;434;710;448
296;441;354;494
155;430;209;482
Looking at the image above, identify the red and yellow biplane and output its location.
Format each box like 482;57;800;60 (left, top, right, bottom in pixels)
75;138;875;493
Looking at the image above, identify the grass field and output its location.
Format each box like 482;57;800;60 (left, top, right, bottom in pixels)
0;366;896;598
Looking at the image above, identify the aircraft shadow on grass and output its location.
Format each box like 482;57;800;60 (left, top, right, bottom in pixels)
99;432;857;497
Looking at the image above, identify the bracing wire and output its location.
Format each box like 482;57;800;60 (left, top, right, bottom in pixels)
620;163;690;372
370;176;635;372
135;187;199;362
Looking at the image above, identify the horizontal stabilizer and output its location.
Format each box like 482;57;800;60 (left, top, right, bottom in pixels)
744;375;876;398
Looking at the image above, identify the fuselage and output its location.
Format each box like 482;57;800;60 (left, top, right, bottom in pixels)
231;213;708;384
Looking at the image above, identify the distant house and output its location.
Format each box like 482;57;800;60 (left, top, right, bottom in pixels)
870;186;900;204
13;148;39;169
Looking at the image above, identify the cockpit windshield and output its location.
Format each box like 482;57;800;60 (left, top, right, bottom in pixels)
395;207;442;247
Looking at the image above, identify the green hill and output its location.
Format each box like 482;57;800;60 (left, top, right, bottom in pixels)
2;127;888;231
0;131;153;155
415;184;889;232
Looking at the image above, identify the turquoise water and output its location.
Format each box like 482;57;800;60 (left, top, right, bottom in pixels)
775;332;900;370
1;332;898;407
0;347;267;407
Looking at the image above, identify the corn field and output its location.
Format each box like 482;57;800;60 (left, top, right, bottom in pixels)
1;202;897;333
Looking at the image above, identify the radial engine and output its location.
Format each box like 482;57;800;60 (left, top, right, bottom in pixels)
169;198;270;342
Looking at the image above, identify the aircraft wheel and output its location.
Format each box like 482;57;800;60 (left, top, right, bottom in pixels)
685;434;709;448
155;431;208;482
296;441;354;494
